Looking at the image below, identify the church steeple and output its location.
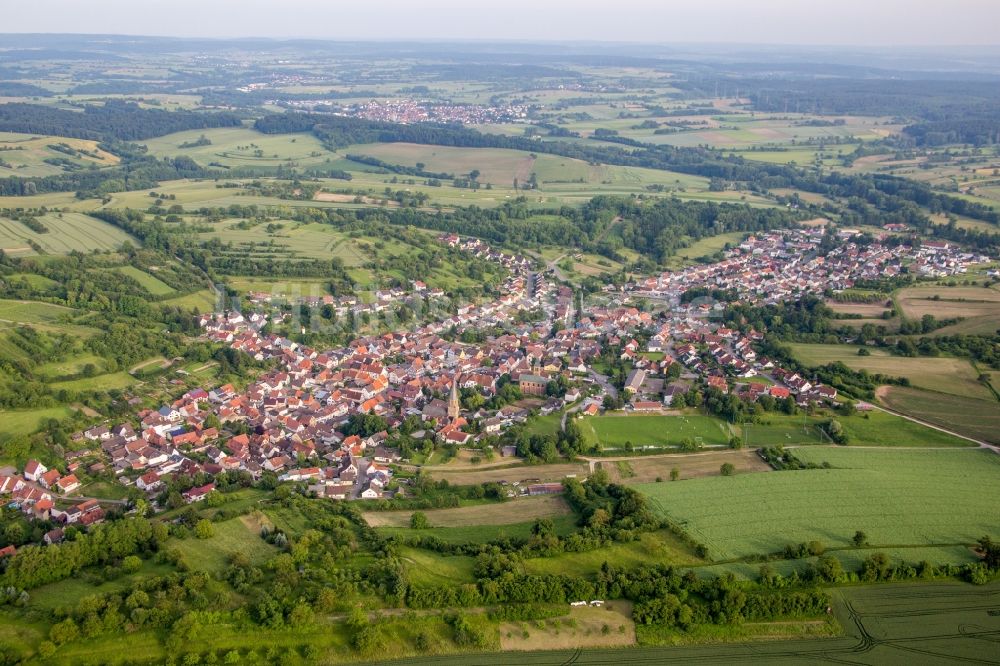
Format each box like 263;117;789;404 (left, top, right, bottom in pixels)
448;374;461;421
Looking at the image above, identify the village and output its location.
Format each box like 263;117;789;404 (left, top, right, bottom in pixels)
0;227;985;555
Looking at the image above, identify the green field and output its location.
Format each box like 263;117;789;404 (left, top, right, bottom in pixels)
739;417;826;446
160;289;220;312
880;386;1000;445
113;265;176;296
0;212;137;256
399;547;477;587
142;126;333;169
0;405;75;440
663;232;747;269
837;409;976;447
580;414;734;449
0;131;119;177
0;298;76;321
49;371;136;392
787;343;993;401
168;516;278;575
639;448;1000;560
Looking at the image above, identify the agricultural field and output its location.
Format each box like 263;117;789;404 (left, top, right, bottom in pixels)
787;342;994;401
142;127;334;169
578;414;735;449
836;409;977;447
363;495;572;528
896;284;1000;335
639;448;1000;560
0;212;138;255
879;386;1000;445
498;602;636;651
601;449;773;484
422;461;589;487
0;131;119;177
112;265;176;296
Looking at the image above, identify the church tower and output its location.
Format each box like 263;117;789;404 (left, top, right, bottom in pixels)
447;374;461;421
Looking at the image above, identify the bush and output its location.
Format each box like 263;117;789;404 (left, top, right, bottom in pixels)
122;555;142;574
195;520;214;539
410;512;429;529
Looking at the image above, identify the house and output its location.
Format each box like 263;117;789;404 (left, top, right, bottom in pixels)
136;471;162;492
38;469;61;489
24;460;47;483
56;475;81;494
183;483;215;503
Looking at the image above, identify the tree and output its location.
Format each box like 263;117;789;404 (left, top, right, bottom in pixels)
122;555;142;573
670;467;680;481
814;554;843;582
410;512;429;529
720;463;736;476
852;530;868;547
195;519;214;539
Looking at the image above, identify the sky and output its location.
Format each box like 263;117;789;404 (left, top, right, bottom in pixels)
4;0;1000;47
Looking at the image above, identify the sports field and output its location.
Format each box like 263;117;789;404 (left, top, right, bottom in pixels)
638;448;1000;560
0;212;137;255
580;414;734;449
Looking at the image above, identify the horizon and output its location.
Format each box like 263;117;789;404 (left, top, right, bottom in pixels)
3;0;1000;47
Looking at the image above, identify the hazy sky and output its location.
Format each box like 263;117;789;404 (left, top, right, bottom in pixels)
5;0;1000;46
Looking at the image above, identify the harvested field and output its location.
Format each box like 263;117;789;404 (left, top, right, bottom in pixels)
499;602;635;651
601;449;772;484
362;495;571;528
826;301;890;316
422;461;589;486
